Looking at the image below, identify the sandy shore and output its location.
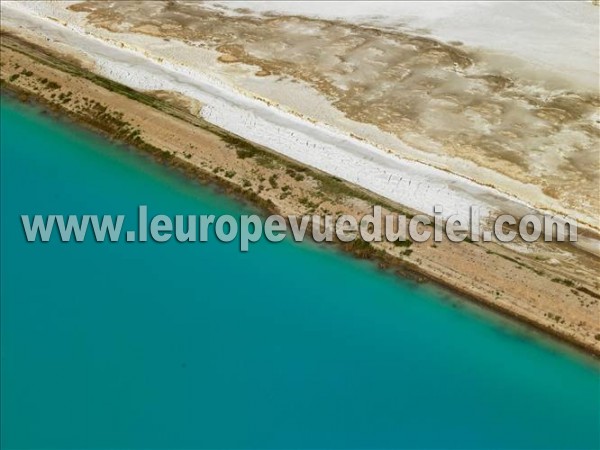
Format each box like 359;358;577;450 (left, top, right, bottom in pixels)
2;1;599;239
1;30;599;356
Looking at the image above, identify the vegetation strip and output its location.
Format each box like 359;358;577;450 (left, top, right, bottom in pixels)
1;31;599;358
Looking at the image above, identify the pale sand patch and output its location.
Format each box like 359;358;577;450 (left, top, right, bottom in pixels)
4;0;598;232
2;1;598;238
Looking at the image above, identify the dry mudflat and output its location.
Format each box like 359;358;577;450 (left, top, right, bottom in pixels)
63;0;600;230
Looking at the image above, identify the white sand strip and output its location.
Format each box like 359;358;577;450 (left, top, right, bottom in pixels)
0;1;594;237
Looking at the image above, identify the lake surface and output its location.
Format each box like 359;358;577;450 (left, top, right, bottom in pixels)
1;97;599;449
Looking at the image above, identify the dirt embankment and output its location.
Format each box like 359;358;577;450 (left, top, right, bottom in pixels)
1;32;599;356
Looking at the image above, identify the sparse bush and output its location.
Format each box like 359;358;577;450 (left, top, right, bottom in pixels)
268;174;278;188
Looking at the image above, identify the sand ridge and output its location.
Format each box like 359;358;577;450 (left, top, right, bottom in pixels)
1;32;600;355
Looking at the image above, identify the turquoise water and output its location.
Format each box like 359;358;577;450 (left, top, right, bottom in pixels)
1;97;599;449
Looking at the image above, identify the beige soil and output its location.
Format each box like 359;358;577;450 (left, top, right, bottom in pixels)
65;0;600;228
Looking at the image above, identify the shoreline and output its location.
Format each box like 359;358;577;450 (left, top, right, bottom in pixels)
5;87;600;363
2;32;599;358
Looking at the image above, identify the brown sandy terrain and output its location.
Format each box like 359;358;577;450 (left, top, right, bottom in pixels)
66;0;600;227
2;33;599;356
